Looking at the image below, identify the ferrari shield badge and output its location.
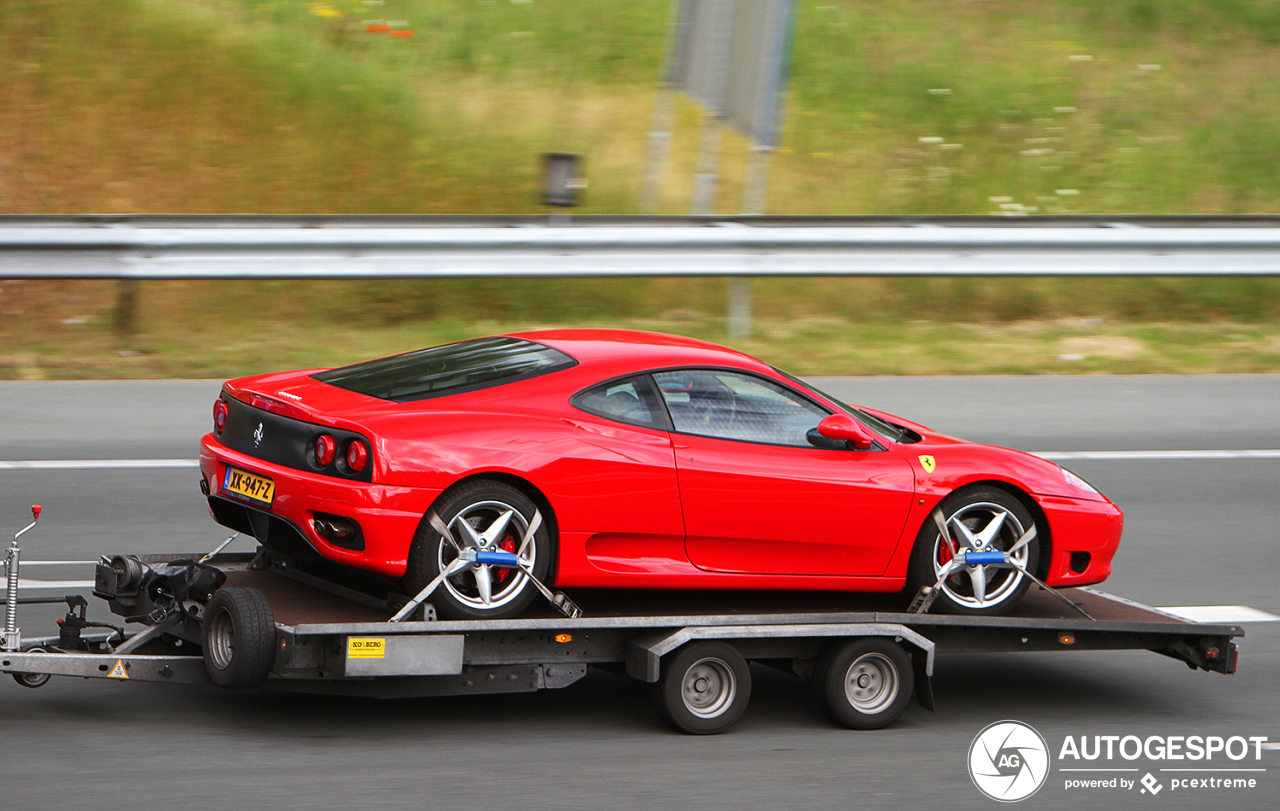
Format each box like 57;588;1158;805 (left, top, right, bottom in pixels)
918;455;936;473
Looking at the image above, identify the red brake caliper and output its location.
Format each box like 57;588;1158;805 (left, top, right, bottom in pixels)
496;534;517;583
938;536;955;582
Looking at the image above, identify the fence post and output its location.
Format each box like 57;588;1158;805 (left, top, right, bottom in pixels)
115;279;138;341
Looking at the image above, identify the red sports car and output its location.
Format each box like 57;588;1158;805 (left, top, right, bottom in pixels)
199;329;1123;619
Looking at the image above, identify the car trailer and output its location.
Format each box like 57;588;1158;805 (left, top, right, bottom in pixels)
0;506;1243;735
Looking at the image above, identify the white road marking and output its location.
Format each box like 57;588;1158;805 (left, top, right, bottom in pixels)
1155;605;1280;623
2;563;96;590
1036;450;1280;460
4;579;95;589
12;561;97;566
0;459;198;469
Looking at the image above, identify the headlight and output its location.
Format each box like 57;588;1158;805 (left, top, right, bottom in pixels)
1061;467;1099;494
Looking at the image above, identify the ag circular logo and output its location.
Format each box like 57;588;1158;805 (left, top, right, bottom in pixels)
968;720;1051;802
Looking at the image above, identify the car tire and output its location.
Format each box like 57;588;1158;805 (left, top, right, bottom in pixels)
813;638;914;730
906;487;1040;616
656;641;752;735
202;586;276;689
406;479;554;621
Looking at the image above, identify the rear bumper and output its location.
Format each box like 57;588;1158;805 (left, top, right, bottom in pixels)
199;433;439;577
1035;493;1124;587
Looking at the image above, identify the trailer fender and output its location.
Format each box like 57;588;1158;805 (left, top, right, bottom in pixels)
625;623;936;710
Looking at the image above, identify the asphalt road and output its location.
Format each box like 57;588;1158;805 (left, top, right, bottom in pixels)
1;376;1277;811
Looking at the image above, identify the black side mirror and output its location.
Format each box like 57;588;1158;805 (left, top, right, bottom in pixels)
806;427;851;451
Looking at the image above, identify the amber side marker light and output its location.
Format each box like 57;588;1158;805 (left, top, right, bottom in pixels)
554;634;573;644
1058;633;1076;645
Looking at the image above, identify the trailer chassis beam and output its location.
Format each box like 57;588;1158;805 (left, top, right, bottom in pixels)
0;650;209;685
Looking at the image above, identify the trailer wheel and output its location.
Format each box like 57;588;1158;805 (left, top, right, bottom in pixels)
814;638;913;730
202;587;276;689
12;647;51;688
657;641;751;735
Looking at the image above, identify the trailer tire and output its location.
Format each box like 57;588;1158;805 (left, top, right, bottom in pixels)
814;638;913;730
202;586;276;689
656;641;751;735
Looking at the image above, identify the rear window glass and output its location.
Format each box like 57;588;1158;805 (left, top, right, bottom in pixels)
314;337;576;402
571;375;668;430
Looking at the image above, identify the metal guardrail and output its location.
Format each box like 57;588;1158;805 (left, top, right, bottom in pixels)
4;215;1280;336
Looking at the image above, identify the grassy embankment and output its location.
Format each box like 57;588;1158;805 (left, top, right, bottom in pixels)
1;0;1278;378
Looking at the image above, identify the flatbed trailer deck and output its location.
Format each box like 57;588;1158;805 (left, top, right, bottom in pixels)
0;546;1243;734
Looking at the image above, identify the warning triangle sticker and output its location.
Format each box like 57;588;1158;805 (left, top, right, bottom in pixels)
107;660;129;679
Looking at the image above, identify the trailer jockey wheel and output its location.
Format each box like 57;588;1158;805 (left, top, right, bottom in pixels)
201;587;276;689
657;641;752;735
12;647;51;688
813;638;914;730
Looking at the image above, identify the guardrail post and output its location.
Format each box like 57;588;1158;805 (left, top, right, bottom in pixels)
728;278;752;339
114;279;138;341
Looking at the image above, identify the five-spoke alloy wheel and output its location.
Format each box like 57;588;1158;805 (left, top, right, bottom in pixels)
406;479;554;621
906;487;1041;616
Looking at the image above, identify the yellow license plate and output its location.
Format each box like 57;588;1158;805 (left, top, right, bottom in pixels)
223;467;275;505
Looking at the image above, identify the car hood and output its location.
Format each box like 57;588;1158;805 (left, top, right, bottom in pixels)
858;405;1109;503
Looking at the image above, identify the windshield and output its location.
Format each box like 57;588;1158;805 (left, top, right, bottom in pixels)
315;337;576;402
770;367;906;442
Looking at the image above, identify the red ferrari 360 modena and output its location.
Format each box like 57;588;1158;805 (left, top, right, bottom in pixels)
199;329;1123;619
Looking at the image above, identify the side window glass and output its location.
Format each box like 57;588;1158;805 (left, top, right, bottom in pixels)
572;376;665;429
653;370;828;447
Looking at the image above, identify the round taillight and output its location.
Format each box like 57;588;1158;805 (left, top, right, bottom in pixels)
314;434;336;466
213;400;229;432
346;440;369;472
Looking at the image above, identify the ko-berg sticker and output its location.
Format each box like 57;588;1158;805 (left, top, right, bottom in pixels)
968;721;1270;802
347;637;386;659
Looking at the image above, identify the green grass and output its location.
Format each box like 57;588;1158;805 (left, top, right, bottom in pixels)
2;0;1279;378
8;0;1280;215
3;277;1279;380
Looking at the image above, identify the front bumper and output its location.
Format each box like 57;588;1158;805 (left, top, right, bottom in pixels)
199;433;440;577
1035;493;1125;587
